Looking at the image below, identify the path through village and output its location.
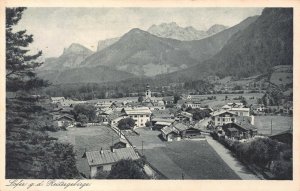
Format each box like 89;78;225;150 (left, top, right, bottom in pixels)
206;136;261;180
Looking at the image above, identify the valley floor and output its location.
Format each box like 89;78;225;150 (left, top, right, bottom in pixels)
127;127;257;179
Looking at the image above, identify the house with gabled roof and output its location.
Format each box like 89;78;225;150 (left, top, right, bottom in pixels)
222;121;258;140
162;96;174;105
52;114;75;127
171;122;202;139
122;107;151;127
210;110;238;126
83;147;139;178
176;111;193;123
161;126;180;142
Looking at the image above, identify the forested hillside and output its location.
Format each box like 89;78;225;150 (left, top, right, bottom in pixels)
163;8;292;81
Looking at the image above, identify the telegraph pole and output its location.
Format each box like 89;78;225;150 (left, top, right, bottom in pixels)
270;119;273;135
142;140;144;156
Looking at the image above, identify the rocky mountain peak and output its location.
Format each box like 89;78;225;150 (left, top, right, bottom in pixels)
63;43;93;55
207;24;228;35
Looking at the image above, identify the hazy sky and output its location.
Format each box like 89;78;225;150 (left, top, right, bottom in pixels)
14;7;263;58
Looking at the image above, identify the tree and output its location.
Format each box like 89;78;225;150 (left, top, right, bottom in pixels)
117;118;135;130
271;160;292;180
240;96;247;106
174;94;180;104
73;104;96;122
77;114;89;124
257;98;263;104
6;7;48;92
107;159;149;179
138;96;144;103
6;8;78;179
145;121;151;127
186;108;210;121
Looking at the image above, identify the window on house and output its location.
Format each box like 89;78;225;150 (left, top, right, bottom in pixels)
141;115;144;117
134;115;137;118
217;118;220;121
223;118;225;122
146;115;149;117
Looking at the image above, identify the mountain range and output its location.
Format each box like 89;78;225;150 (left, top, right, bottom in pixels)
81;16;256;77
147;22;228;41
37;8;292;85
158;8;293;82
39;43;94;70
96;23;228;52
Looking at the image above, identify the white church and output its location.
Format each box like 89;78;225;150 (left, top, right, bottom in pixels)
142;84;165;111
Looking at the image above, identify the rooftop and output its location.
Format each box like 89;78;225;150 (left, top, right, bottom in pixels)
179;111;193;118
155;121;173;126
173;122;188;131
152;110;174;118
51;97;65;100
163;96;174;101
161;126;178;135
270;129;293;137
53;114;74;121
85;147;139;166
152;118;175;123
124;107;152;115
233;121;257;131
210;110;237;117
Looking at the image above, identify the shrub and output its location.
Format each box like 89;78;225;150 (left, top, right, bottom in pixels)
118;118;135;130
216;136;292;179
145;121;151;127
107;159;149;179
271;160;292;180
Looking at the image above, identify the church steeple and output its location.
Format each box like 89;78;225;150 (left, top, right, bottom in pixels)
145;84;151;99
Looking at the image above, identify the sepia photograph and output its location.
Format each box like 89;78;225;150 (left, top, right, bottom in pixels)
1;0;299;190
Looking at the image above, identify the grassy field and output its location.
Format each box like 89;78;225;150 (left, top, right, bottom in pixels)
127;128;240;179
127;127;166;149
254;115;293;135
142;140;240;179
48;125;119;177
198;93;264;109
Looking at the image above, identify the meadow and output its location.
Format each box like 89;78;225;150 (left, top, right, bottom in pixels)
254;115;293;135
48;125;119;177
128;128;240;179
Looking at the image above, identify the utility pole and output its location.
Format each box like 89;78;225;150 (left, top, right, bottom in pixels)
270;119;273;135
142;140;144;156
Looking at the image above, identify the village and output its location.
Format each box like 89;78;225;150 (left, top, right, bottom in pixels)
48;84;293;179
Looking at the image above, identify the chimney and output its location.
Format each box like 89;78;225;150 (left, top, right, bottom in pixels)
100;147;103;154
111;146;115;153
